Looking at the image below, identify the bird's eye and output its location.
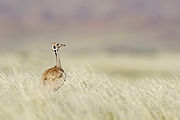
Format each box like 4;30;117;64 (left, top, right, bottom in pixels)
53;46;56;49
57;43;59;46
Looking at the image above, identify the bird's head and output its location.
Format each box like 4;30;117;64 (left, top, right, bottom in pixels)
51;42;66;52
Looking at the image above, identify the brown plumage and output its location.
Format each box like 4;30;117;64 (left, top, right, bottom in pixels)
41;42;66;90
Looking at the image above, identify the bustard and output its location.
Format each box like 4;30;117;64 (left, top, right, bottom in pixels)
41;42;66;90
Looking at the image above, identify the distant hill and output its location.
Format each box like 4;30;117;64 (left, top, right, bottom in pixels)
0;0;180;52
0;0;180;31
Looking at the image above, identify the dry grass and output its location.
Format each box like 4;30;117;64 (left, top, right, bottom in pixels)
0;65;180;120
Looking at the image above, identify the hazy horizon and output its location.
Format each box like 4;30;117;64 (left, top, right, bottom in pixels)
0;0;180;53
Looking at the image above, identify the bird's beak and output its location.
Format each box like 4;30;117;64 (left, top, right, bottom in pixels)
60;44;66;47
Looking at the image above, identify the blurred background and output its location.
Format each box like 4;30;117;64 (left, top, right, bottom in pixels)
0;0;180;78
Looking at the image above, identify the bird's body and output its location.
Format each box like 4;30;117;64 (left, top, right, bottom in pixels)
41;66;66;90
41;42;66;90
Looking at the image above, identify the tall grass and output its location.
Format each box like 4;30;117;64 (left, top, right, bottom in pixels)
0;66;179;120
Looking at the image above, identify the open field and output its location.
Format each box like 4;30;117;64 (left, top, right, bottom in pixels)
0;0;180;119
0;52;180;120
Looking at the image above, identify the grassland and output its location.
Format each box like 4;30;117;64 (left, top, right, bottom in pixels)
0;52;180;120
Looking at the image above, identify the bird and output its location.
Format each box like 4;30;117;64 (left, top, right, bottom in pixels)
41;42;66;90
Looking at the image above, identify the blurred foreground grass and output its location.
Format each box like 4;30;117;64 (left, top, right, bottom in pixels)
0;52;180;120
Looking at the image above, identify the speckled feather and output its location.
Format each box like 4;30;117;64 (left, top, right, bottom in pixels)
41;66;66;90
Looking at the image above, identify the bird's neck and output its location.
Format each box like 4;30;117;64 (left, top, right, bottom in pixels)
55;51;61;68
